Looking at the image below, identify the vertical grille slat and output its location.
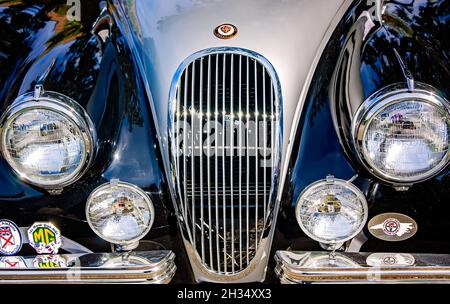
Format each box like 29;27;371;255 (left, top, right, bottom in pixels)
246;56;250;267
183;66;188;219
170;51;280;275
254;59;259;251
206;55;213;271
263;66;267;221
191;62;196;248
230;54;235;273
222;54;227;273
199;57;205;263
214;55;221;273
238;54;243;269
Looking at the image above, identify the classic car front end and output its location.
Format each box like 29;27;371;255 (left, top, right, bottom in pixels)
0;0;448;284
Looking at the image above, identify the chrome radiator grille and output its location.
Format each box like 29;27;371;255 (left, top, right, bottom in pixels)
169;51;280;275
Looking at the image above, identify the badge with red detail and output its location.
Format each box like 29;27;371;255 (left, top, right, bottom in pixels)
0;256;26;268
27;222;62;254
368;213;417;241
0;220;22;256
214;23;238;39
366;253;415;267
32;255;66;268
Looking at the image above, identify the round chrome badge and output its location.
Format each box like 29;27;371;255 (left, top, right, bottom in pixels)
0;220;22;256
214;23;238;39
27;222;62;254
368;213;418;242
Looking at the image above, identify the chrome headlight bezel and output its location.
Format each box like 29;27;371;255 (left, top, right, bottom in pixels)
0;89;97;189
85;180;155;246
295;177;368;245
351;83;450;184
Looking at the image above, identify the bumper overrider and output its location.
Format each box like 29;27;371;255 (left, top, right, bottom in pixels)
275;251;450;284
0;251;176;284
0;226;176;284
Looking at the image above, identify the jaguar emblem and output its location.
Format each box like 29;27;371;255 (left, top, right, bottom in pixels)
214;23;238;39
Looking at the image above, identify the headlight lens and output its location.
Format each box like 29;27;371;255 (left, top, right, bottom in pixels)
0;89;96;188
295;176;368;246
86;180;155;245
353;84;450;183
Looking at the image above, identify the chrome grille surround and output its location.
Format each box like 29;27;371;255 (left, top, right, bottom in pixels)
168;48;282;281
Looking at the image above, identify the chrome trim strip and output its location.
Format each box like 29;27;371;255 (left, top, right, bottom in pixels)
207;55;214;271
238;55;243;270
0;251;176;284
275;251;450;284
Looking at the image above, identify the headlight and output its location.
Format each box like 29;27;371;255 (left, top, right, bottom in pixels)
0;87;96;189
352;83;450;184
86;180;155;247
295;176;368;247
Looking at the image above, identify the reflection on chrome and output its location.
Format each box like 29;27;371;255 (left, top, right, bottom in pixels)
86;181;155;247
352;83;450;184
366;253;415;267
0;251;176;284
275;251;450;284
295;177;368;247
365;101;448;176
0;88;96;189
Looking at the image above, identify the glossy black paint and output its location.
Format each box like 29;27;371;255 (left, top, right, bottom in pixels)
0;0;195;282
0;0;448;284
271;0;450;273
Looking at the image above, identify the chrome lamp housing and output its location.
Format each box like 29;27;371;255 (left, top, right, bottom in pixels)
0;86;97;189
352;83;450;185
85;180;155;250
295;176;368;250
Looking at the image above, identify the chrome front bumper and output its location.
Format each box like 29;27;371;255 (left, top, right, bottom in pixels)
0;250;176;284
275;251;450;283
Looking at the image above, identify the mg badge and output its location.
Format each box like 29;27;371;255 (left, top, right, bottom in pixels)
0;219;22;256
27;222;62;254
214;23;238;39
368;213;417;241
0;256;26;268
32;255;66;268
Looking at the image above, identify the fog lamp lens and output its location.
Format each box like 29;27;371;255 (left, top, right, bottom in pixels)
86;180;154;245
295;177;368;245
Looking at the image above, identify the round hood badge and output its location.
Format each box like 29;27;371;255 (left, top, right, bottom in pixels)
214;23;238;39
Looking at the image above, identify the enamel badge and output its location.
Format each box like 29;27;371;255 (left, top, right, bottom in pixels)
32;255;66;268
366;253;415;267
0;219;23;256
0;256;26;268
27;222;62;254
368;213;417;242
214;23;238;39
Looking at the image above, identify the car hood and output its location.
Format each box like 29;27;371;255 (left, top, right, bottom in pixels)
115;0;350;180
